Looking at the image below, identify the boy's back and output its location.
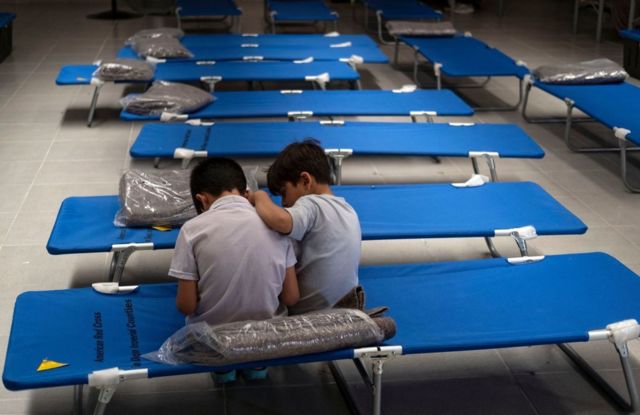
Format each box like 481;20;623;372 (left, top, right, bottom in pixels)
286;193;361;314
170;195;296;325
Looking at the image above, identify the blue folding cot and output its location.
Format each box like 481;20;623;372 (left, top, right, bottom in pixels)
353;0;443;43
130;121;544;182
4;252;640;415
266;0;339;33
46;182;586;282
522;76;640;192
400;34;530;111
116;42;389;64
57;61;360;126
177;33;379;48
175;0;242;31
120;88;474;122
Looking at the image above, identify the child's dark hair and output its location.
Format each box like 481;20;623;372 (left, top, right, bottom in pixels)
190;157;247;214
267;139;330;195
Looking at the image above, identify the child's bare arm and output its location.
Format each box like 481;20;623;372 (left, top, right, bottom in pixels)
279;266;299;306
253;190;293;234
176;279;198;316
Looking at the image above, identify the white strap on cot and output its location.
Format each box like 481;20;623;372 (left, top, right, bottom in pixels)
92;282;138;295
160;112;188;122
615;127;631;141
451;174;489;188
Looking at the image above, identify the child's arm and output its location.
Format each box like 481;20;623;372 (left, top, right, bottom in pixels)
176;279;199;316
279;266;299;306
253;190;293;234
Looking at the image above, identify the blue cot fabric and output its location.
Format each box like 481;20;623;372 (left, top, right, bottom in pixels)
268;1;337;21
361;252;640;353
401;36;530;78
121;89;474;120
2;283;353;390
0;12;16;27
45;182;585;255
365;0;442;20
620;29;640;42
117;44;389;63
178;34;378;48
46;196;180;254
57;61;358;85
56;65;100;85
176;0;241;16
5;253;639;390
535;81;640;146
130;122;545;159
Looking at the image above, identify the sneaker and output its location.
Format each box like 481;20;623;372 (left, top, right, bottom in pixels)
241;367;268;381
211;369;236;384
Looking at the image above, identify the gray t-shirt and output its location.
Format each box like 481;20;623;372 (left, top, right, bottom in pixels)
285;194;361;314
169;195;296;325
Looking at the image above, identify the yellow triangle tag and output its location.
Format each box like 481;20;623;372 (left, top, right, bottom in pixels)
152;226;172;232
37;359;68;372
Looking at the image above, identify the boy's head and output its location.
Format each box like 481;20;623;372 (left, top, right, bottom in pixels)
190;157;247;214
267;139;331;207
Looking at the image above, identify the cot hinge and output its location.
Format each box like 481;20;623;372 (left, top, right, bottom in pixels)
434;62;443;78
280;89;304;94
242;56;264;61
507;255;545;265
354;345;403;360
90;77;105;87
392;84;417;93
294;57;314;64
160;112;188;122
410;111;437;123
494;225;538;256
145;56;166;64
174;147;209;168
590;320;640;356
331;41;352;48
240;43;259;48
92;282;139;295
468;151;500;159
523;74;534;85
451;174;489;188
320;120;345;126
111;242;154;252
325;148;353;158
185;119;214;126
196;60;216;65
241;33;259;37
614;127;631;141
339;54;364;70
306;72;330;90
449;122;475;126
89;368;149;405
324;31;340;37
200;76;222;93
516;59;528;68
288;111;313;120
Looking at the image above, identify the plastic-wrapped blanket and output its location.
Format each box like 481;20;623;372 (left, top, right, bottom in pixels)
130;36;193;59
533;59;628;85
146;309;396;366
94;59;155;82
114;166;259;227
125;27;184;45
120;81;213;116
386;21;456;37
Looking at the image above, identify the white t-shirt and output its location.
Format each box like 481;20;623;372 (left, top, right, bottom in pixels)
285;194;361;314
169;195;296;325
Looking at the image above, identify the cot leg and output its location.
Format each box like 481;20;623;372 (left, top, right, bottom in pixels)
176;9;182;31
87;84;103;127
372;361;383;415
376;11;392;44
521;81;592;124
109;247;137;283
393;39;400;66
92;385;117;415
153;157;161;168
470;155;498;181
619;137;640;193
559;343;639;412
484;237;502;258
412;49;421;86
74;385;84;415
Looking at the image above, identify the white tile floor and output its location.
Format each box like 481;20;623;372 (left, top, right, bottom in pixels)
0;0;639;413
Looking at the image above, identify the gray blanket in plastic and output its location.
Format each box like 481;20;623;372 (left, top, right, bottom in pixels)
131;36;193;59
125;27;184;45
115;166;259;227
386;21;457;37
145;309;396;366
120;81;214;116
94;59;155;82
533;58;628;84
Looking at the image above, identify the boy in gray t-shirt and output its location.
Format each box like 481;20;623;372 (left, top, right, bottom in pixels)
252;140;361;315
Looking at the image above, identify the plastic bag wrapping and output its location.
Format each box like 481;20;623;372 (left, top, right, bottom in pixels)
114;166;260;227
120;81;213;116
130;36;193;59
386;21;456;37
125;27;184;45
145;309;396;366
533;59;628;84
93;59;155;82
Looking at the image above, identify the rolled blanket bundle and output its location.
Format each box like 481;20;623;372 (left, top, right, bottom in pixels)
533;58;628;84
146;309;396;366
120;81;214;116
386;21;457;37
125;27;184;45
94;59;154;82
131;36;193;59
